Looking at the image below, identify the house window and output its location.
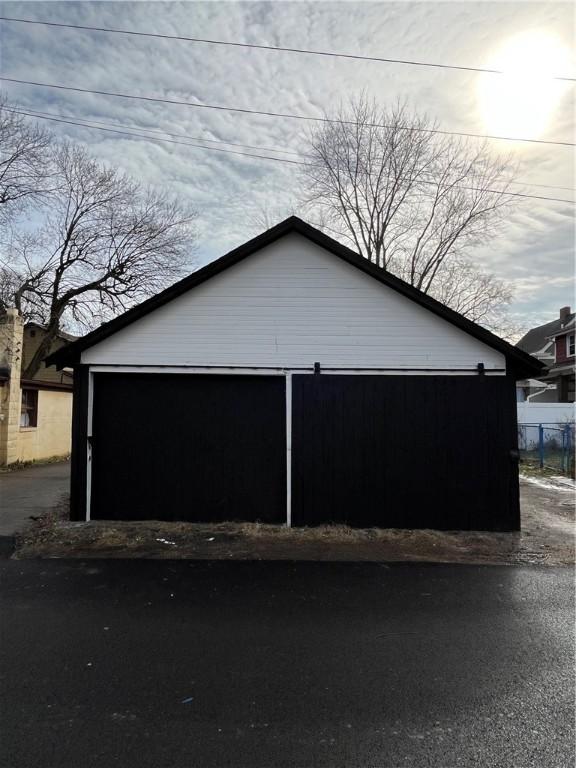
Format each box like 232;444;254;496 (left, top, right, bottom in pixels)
20;389;38;428
567;334;575;357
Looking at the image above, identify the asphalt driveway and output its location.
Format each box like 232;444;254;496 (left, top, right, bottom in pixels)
0;460;70;536
0;559;573;768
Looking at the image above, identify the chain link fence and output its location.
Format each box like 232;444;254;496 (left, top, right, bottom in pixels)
518;422;575;476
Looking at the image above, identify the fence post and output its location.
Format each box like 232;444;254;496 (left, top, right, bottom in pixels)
538;424;544;469
563;424;573;474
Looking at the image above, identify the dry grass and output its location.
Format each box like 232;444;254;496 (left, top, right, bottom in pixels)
14;515;550;565
231;521;450;544
231;521;361;541
0;455;70;474
13;480;575;566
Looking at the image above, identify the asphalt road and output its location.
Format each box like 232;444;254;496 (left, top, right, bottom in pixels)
0;560;573;768
0;461;70;536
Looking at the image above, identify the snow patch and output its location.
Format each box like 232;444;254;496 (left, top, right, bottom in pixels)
520;474;575;492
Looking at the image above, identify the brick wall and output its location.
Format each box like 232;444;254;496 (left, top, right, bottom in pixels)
555;337;567;363
0;310;24;465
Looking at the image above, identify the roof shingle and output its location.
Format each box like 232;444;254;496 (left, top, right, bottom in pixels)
516;313;575;355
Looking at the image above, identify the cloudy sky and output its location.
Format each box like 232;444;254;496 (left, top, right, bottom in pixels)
1;1;574;330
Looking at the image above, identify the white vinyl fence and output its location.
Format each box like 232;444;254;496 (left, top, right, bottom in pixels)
517;402;575;426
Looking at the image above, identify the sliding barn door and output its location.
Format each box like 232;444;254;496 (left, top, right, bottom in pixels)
291;374;518;531
90;373;287;523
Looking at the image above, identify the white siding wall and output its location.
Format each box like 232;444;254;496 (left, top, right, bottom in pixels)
82;233;506;370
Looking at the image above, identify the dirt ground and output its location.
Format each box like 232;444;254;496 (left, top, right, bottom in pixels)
13;474;575;566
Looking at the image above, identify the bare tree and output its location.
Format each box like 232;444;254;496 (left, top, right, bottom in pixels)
301;97;518;331
431;258;522;339
4;141;196;378
238;199;301;238
0;98;53;224
0;265;20;313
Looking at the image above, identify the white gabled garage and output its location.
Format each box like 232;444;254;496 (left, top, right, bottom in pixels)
47;217;542;531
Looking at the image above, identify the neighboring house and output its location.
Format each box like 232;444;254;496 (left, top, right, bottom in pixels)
516;307;575;403
48;217;542;532
0;311;75;465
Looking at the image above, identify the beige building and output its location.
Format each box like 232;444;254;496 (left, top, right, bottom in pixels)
0;310;74;465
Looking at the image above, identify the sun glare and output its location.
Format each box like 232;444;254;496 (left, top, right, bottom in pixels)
478;31;573;140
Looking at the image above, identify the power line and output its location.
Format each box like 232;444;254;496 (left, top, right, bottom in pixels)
17;106;303;158
1;15;575;82
509;179;574;193
7;107;575;205
4;76;574;148
13;105;575;192
4;107;306;165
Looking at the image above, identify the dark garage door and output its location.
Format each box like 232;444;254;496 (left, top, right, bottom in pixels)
291;374;518;531
90;373;286;523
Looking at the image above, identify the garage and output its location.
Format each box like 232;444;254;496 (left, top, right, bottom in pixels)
47;217;541;532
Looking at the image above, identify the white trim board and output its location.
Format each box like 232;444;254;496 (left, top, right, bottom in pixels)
85;370;94;522
86;365;505;376
285;373;292;528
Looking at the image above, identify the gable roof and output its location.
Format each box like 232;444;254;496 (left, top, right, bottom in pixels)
517;313;575;355
46;216;543;377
